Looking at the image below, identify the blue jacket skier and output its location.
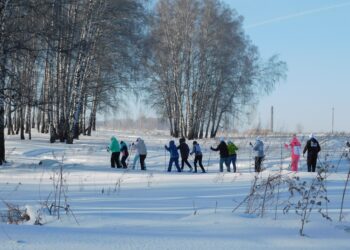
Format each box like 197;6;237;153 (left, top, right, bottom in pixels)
190;141;206;173
165;140;181;172
250;137;264;172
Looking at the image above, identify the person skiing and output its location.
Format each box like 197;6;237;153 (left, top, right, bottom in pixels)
120;141;129;169
177;138;192;172
284;134;301;172
130;143;141;170
108;136;121;168
165;140;181;172
303;133;321;172
210;138;230;172
190;141;206;173
250;137;264;172
133;137;147;170
227;140;239;173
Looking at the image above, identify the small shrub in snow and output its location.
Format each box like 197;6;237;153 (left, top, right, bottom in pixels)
114;174;126;194
147;172;154;188
41;151;78;224
101;173;126;195
1;202;30;224
233;172;287;217
339;166;350;222
213;173;226;183
284;168;331;236
192;200;198;215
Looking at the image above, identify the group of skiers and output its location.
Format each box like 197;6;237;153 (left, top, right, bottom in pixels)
164;139;206;173
287;133;321;173
108;133;323;173
249;133;321;173
210;138;238;173
108;137;147;170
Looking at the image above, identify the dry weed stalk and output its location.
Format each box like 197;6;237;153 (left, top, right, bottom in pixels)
284;167;331;236
1;202;29;224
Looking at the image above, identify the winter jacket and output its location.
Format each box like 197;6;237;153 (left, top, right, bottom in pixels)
253;139;264;157
134;138;147;155
109;137;120;153
227;142;238;156
285;136;301;158
191;144;202;156
211;141;229;158
165;140;179;158
177;142;190;159
120;141;129;157
303;138;321;158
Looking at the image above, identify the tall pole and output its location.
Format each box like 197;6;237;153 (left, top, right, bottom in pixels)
271;106;274;133
332;107;334;134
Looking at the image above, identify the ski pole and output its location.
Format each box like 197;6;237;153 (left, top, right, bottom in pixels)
164;147;167;172
249;142;252;173
207;148;212;172
127;144;133;168
280;143;283;171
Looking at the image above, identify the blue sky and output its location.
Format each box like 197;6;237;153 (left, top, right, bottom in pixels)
225;0;350;133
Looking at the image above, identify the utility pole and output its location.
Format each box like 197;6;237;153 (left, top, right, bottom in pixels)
271;106;274;133
332;107;334;134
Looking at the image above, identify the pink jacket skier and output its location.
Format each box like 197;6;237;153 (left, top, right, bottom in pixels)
284;134;301;171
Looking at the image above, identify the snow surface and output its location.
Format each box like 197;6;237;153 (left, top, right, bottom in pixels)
1;130;350;250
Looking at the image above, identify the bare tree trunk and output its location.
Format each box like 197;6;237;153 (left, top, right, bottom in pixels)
87;74;100;135
6;101;14;135
31;106;35;129
0;0;7;163
40;48;50;134
15;109;20;135
25;105;31;134
0;42;5;164
20;105;25;140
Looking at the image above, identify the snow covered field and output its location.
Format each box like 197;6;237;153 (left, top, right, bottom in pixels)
1;130;350;250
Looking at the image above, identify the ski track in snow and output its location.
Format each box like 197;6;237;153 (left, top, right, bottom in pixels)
23;148;66;157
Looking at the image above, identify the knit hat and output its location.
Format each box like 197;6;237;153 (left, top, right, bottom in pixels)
309;133;314;139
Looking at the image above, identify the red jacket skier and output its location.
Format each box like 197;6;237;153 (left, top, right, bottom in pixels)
285;134;301;172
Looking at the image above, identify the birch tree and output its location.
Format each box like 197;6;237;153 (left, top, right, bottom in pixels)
146;0;286;139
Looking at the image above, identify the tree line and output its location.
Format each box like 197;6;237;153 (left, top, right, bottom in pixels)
0;0;286;164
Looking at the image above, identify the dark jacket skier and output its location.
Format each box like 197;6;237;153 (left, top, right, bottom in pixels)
303;133;321;172
177;138;192;171
120;141;129;169
210;138;230;172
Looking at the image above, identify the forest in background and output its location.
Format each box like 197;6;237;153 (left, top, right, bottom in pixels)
0;0;286;164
